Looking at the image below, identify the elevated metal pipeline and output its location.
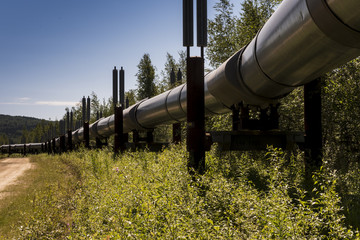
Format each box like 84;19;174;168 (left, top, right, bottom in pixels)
2;0;360;150
89;0;360;139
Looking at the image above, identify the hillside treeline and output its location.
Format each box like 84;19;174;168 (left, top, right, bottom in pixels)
0;114;50;145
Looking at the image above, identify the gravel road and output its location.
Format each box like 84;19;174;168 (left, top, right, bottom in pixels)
0;158;33;199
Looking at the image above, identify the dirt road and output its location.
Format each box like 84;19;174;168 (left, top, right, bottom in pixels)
0;158;33;198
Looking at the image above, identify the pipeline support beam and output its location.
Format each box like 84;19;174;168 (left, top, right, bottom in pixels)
187;57;205;174
304;78;323;176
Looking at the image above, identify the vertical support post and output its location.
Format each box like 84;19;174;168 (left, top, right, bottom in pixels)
304;78;323;178
240;104;249;130
197;0;207;58
68;111;73;151
52;138;56;154
170;68;176;85
173;123;182;144
232;105;240;131
120;67;128;144
87;96;90;123
60;135;66;153
70;111;74;130
260;108;268;131
270;104;280;129
82;97;86;123
113;66;118;108
84;122;90;149
120;67;125;108
82;96;90;148
183;0;194;48
133;130;140;144
187;57;205;174
47;141;51;154
146;130;154;144
114;106;124;153
67;130;73;151
66;111;70;132
114;66;125;153
23;144;26;156
60;120;65;153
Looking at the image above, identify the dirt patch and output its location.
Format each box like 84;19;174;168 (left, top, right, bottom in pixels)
0;158;34;200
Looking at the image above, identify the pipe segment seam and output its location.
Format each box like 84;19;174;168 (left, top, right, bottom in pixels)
306;0;360;49
164;89;181;123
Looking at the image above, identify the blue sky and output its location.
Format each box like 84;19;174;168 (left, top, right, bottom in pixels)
0;0;240;120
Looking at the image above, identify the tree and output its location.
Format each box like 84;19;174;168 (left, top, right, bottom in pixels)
136;53;157;100
207;0;280;69
206;0;280;131
158;51;186;92
236;0;277;47
207;0;237;68
125;89;137;107
159;53;178;92
0;134;9;145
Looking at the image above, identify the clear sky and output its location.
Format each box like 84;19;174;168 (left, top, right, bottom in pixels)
0;0;241;120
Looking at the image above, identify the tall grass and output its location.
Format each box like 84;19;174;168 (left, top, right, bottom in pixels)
0;154;79;239
1;146;359;239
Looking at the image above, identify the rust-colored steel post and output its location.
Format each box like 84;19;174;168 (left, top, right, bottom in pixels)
113;66;125;154
84;122;90;148
173;123;182;144
67;130;72;151
146;130;154;144
120;67;128;146
82;96;90;149
114;106;124;153
232;106;240;131
133;130;140;144
186;57;205;174
60;135;66;153
52;138;56;154
47;141;51;154
113;67;118;108
304;78;323;177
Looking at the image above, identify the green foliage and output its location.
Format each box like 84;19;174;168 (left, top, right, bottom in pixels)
136;53;157;100
0;114;50;144
4;146;358;239
0;134;9;145
0;154;79;239
207;0;279;68
207;0;238;68
125;89;137;107
158;52;186;93
321;57;360;229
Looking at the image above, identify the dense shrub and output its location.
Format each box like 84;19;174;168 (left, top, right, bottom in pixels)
8;145;358;239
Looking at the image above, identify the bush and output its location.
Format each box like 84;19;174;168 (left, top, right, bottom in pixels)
8;145;359;239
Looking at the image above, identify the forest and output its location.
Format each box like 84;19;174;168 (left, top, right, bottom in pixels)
0;114;50;145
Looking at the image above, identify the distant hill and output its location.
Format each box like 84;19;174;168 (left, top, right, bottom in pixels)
0;114;49;144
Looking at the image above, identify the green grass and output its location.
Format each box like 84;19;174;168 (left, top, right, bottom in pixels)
0;154;79;239
1;146;359;239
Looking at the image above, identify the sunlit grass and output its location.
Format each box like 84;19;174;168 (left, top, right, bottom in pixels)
0;154;79;239
1;146;359;239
